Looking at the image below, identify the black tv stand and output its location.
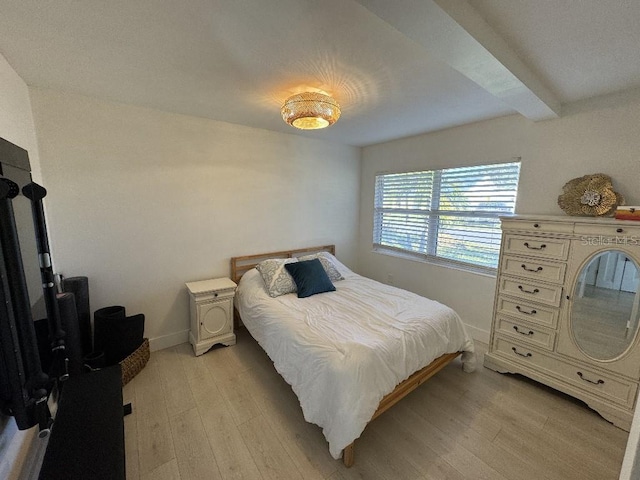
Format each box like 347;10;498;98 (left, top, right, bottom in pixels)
39;366;126;479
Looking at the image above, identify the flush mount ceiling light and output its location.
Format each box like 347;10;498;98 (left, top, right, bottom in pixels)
281;92;341;130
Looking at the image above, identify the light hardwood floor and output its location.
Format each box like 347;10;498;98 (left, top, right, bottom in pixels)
123;329;629;479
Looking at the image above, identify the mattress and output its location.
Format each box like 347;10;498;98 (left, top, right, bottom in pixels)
235;260;476;459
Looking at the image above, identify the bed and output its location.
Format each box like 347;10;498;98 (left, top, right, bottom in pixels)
231;245;475;467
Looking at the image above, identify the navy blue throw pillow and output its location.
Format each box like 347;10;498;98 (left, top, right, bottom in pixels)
284;258;336;298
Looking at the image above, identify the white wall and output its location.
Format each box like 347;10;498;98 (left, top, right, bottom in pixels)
29;88;361;350
359;88;640;342
0;52;42;480
0;55;41;180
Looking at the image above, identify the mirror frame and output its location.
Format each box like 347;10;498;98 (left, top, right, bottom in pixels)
569;247;640;362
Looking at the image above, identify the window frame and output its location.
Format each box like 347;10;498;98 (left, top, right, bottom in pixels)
372;160;521;276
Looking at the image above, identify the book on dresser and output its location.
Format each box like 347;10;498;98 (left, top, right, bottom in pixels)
484;214;640;430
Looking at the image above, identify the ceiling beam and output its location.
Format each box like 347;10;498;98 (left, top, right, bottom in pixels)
355;0;561;120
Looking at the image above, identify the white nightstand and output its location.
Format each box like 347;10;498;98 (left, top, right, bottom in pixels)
186;277;237;356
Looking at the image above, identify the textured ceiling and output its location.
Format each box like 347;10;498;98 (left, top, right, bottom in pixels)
0;0;639;146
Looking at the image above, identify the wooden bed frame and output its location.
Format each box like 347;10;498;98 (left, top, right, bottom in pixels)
230;245;462;467
231;244;336;285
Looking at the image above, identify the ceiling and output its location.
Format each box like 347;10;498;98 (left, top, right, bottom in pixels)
1;0;639;147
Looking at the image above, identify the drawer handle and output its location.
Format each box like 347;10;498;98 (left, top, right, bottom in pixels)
518;285;540;294
523;242;546;250
513;326;534;336
617;228;624;233
577;372;604;385
511;347;532;358
515;306;537;315
533;223;540;228
521;264;543;273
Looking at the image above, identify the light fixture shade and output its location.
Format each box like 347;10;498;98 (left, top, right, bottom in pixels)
281;92;341;130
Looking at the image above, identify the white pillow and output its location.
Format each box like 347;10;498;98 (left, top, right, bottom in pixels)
255;258;298;297
297;252;344;282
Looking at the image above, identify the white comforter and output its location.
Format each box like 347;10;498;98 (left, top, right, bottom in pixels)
235;264;475;459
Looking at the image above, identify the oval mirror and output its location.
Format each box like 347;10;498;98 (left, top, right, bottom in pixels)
572;250;640;360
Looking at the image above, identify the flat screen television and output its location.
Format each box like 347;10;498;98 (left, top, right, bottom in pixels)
0;137;52;431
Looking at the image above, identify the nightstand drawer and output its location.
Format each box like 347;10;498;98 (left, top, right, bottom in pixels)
496;296;559;329
191;288;235;303
499;276;564;307
501;255;566;285
495;316;555;350
503;234;570;260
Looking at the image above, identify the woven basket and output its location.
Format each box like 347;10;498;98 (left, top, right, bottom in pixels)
120;338;150;386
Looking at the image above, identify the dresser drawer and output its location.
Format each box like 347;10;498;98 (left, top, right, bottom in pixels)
496;296;559;329
503;235;570;260
573;223;640;239
499;276;564;307
495;316;555;350
501;255;566;285
502;218;574;234
493;336;638;408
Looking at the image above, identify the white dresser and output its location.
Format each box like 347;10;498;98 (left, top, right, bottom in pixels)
186;277;237;356
485;215;640;430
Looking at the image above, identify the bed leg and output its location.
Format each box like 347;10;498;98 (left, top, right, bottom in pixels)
343;443;355;468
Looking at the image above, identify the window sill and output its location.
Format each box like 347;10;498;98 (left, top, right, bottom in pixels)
372;246;497;279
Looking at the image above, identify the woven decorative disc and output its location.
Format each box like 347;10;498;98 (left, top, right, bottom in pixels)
557;174;623;217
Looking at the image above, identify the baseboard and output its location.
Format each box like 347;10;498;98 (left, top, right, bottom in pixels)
464;323;490;345
148;329;189;352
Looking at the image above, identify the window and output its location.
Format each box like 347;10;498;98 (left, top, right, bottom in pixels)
373;161;521;273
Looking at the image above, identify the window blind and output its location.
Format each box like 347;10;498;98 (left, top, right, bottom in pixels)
373;161;521;271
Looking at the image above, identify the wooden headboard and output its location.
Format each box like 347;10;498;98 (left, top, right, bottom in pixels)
230;244;335;284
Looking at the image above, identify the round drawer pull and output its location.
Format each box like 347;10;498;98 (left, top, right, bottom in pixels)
616;228;624;233
214;293;219;297
533;223;540;228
